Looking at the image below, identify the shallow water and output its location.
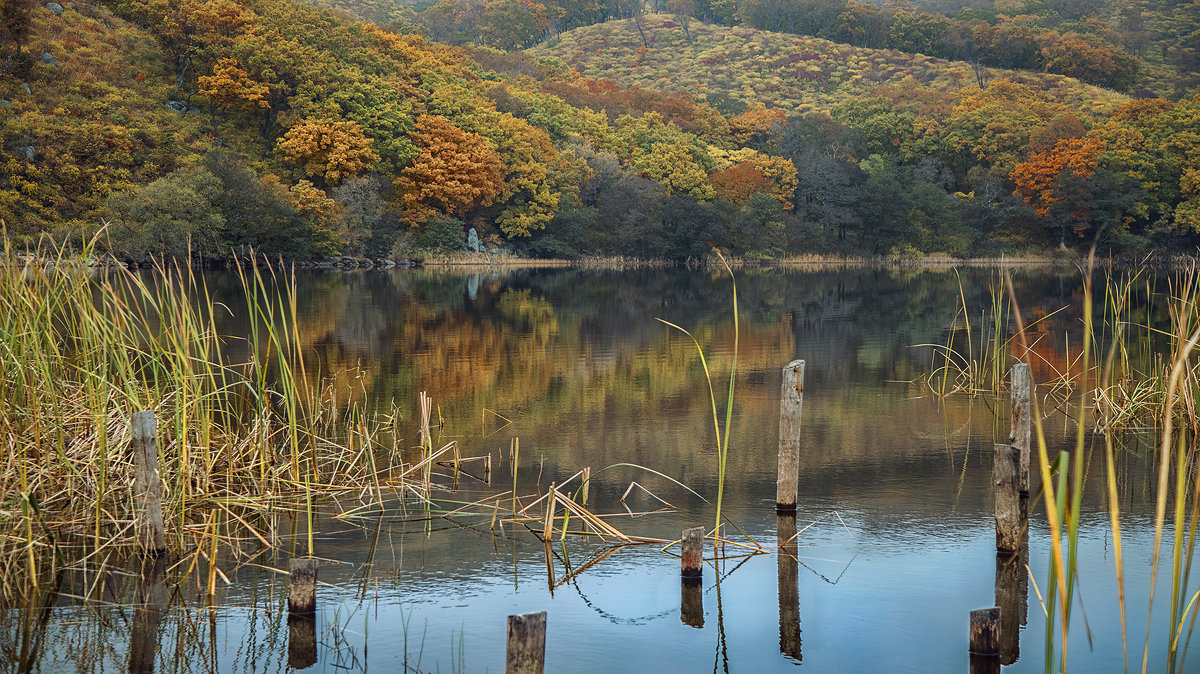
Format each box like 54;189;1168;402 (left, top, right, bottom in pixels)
4;265;1188;672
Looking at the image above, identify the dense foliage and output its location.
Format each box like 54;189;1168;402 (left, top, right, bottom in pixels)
0;0;1198;259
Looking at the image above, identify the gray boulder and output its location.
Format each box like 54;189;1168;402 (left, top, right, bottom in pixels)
22;83;31;95
40;52;60;67
45;2;64;14
164;100;200;114
0;100;9;107
20;146;34;160
467;227;481;252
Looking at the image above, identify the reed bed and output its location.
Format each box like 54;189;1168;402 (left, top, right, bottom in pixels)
0;239;457;605
919;257;1200;671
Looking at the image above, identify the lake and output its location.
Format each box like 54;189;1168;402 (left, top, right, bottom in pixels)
4;264;1183;672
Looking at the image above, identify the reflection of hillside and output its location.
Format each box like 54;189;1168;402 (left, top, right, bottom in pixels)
198;266;1101;479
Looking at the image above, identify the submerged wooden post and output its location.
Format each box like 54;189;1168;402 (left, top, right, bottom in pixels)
970;607;1000;653
777;514;803;662
506;611;547;674
681;527;704;579
129;556;166;674
131;411;166;556
994;443;1022;553
776;360;805;512
289;558;319;615
1010;363;1031;493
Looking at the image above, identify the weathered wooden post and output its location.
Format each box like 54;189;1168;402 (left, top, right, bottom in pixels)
777;360;805;512
288;558;319;668
777;514;803;662
129;556;166;674
131;411;166;556
994;443;1022;553
289;558;319;615
506;611;547;674
681;527;704;579
1009;363;1031;493
969;607;1001;674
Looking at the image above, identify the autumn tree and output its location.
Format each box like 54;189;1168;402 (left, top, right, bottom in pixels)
198;57;269;138
729;104;787;146
1011;137;1106;244
278;118;378;187
394;115;505;225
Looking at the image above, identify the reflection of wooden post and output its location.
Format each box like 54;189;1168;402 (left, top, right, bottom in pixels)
1010;364;1031;493
131;412;166;556
777;514;802;662
506;612;547;674
128;557;166;674
681;578;703;628
994;444;1022;553
289;558;318;615
681;527;704;579
777;360;805;512
995;495;1029;665
288;615;318;669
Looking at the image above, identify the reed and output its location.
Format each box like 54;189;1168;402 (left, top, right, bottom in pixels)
657;250;739;542
0;238;446;604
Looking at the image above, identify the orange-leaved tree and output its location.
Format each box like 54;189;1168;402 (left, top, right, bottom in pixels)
277;118;379;187
198;58;269;138
393;115;505;226
1011;137;1105;243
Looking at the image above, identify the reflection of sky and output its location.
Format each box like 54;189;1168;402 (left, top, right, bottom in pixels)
11;267;1193;671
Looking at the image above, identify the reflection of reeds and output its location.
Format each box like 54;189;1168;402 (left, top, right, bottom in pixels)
0;239;464;604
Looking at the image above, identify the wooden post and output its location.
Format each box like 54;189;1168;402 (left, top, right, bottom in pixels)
777;514;803;662
969;607;1001;655
288;614;318;669
681;527;704;579
131;411;166;556
506;611;547;674
776;360;805;512
994;443;1022;552
1010;363;1031;493
289;558;318;615
128;556;166;674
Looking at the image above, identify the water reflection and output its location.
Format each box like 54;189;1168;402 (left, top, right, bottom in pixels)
2;265;1187;672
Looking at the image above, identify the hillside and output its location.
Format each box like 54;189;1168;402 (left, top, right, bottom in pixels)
531;17;1130;117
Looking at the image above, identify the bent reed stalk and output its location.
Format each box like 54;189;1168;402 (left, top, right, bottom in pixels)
0;240;432;605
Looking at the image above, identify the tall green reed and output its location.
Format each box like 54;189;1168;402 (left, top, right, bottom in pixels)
657;251;738;540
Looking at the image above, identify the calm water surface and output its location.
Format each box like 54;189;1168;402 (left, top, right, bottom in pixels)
5;266;1186;672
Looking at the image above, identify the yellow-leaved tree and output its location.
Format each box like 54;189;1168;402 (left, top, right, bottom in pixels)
394;115;505;225
277;118;379;186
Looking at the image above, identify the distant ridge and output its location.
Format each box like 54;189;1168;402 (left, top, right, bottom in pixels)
531;16;1129;115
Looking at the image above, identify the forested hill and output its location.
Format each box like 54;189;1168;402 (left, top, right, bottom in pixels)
1;0;1198;260
530;16;1128;115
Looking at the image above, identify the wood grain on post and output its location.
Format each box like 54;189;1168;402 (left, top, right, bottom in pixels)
506;611;547;674
994;443;1022;553
969;607;1001;655
288;558;319;615
131;411;166;556
681;527;704;579
1009;363;1031;493
776;360;805;512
